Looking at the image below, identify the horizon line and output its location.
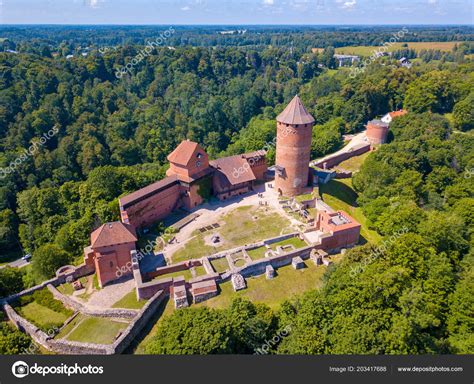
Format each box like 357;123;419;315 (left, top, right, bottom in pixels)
1;23;473;27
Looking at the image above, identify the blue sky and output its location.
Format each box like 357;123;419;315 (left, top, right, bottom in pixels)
0;0;472;25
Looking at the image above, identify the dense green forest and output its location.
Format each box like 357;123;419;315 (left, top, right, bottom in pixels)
0;26;472;355
2;25;473;52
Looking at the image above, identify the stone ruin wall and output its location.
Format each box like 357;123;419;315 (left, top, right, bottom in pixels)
2;289;166;355
2;263;95;304
47;284;138;320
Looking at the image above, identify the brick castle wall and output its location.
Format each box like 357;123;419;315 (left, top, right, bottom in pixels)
123;183;182;228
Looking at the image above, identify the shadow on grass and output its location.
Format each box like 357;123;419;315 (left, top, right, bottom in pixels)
320;180;359;208
358;234;368;246
124;295;170;354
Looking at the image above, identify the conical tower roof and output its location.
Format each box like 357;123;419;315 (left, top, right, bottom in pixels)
277;95;315;125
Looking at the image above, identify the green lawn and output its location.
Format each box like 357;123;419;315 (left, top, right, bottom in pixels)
65;316;128;344
319;179;382;245
247;237;307;261
17;302;70;329
56;277;89;296
193;265;208;276
55;314;84;339
210;257;230;273
271;237;307;250
337;151;371;172
152;268;194;281
247;246;267;260
171;206;292;263
197;261;329;310
234;259;246;267
56;283;74;296
295;192;314;203
111;290;147;310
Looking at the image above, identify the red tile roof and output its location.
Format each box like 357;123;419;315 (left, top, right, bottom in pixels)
388;109;408;119
119;175;179;208
167;140;205;166
192;280;217;295
210;155;256;187
277;95;315;125
91;221;137;248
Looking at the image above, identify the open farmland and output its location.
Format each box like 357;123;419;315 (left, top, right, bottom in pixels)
332;41;467;56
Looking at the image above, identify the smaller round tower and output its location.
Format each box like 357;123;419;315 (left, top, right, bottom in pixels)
366;120;390;146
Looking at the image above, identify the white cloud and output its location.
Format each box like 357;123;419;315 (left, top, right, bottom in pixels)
84;0;99;8
181;6;191;11
341;0;357;9
263;0;274;5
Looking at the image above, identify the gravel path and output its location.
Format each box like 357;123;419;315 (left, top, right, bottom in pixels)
82;276;135;310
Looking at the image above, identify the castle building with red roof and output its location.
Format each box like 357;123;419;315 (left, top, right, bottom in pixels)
86;96;322;287
119;141;268;229
84;222;137;288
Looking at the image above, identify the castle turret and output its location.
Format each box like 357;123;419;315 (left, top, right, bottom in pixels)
366;119;389;146
274;95;315;197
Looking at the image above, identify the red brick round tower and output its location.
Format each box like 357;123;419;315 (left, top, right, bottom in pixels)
366;119;390;146
275;95;315;197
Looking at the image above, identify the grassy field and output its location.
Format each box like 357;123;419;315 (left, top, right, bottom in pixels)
271;237;307;249
56;276;89;296
247;246;267;260
64;316;128;344
133;260;334;353
210;257;230;273
17;302;70;329
234;259;246;267
55;314;84;339
319;179;381;245
197;261;329;310
171;206;292;263
194;265;207;276
337;151;371;172
334;41;463;56
111;290;147;310
153;268;194;281
133;297;175;354
247;237;307;261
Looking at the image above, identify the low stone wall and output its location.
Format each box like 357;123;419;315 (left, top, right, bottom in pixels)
47;285;138;320
112;290;166;354
335;170;352;179
2;263;95;304
3;302;111;354
3;289;166;355
4;303;49;346
222;245;314;280
188;273;219;286
145;259;202;280
313;143;370;170
136;277;173;300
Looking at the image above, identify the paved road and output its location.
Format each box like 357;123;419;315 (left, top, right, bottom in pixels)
0;258;30;269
